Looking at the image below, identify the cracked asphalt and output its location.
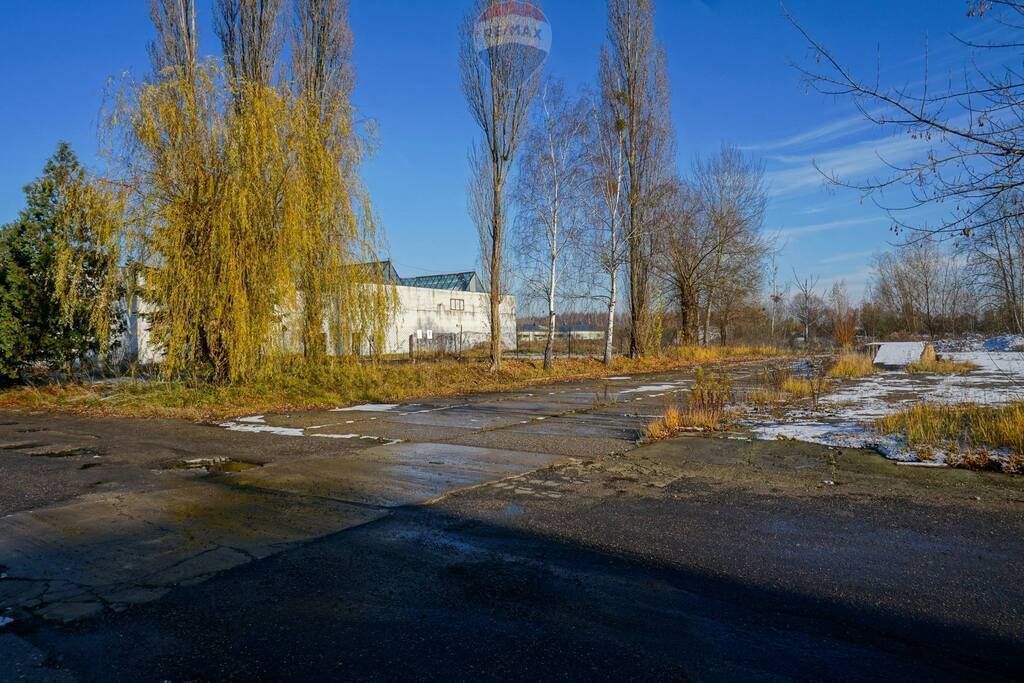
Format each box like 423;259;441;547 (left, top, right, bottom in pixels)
1;363;1023;680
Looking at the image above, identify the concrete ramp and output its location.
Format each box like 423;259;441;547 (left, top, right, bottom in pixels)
873;342;931;368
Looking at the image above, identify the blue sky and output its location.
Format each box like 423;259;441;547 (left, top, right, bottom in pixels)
0;1;992;299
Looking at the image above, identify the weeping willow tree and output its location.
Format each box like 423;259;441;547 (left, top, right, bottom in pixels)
104;0;393;382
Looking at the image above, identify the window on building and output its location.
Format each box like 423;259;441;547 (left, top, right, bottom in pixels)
450;298;465;311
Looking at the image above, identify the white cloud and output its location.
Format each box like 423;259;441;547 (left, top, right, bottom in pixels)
765;132;928;198
741;113;875;153
773;216;886;240
818;249;876;265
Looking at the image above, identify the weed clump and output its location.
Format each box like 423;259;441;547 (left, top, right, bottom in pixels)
828;352;876;379
876;403;1024;471
641;368;734;441
906;357;975;375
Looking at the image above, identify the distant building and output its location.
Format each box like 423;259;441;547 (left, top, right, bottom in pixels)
370;261;515;354
121;261;515;362
517;321;605;344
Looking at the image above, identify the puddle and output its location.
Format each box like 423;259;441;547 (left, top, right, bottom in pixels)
502;503;526;517
168;457;262;473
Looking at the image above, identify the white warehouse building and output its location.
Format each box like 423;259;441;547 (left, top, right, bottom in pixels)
121;261;516;362
373;261;516;355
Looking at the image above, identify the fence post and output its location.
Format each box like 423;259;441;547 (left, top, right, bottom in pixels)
409;334;416;364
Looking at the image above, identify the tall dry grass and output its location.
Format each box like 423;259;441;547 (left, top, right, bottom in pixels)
0;345;783;420
828;352;876;379
876;403;1024;457
905;357;976;375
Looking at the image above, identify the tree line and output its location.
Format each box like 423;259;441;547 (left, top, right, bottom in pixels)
1;0;391;384
463;0;771;370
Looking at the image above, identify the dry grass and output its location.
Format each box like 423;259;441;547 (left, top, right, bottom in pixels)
906;357;976;375
642;405;683;441
641;367;735;441
876;403;1024;469
828;352;877;379
780;376;814;397
0;345;784;421
747;388;785;405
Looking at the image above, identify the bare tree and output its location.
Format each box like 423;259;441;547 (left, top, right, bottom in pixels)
791;270;822;343
787;1;1024;237
604;0;675;357
827;281;858;348
291;0;354;112
148;0;198;76
215;0;285;88
460;0;543;371
512;81;590;370
653;180;706;344
870;238;970;337
767;249;789;344
468;143;510;308
584;66;629;365
691;146;769;346
966;203;1024;333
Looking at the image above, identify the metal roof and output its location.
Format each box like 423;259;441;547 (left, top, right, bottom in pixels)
351;261;481;292
399;272;478;292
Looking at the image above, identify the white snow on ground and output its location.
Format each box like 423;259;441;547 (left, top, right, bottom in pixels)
332;404;400;412
0;616;14;628
620;384;683;394
218;414;402;443
219;420;305;437
749;345;1024;464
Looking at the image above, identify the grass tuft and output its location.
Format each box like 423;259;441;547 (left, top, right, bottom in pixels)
876;403;1024;467
906;357;976;375
642;406;682;441
828;352;877;379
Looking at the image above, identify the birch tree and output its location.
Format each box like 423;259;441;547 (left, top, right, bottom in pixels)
582;50;630;365
512;81;590;370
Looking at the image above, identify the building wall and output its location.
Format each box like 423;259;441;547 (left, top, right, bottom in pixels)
385;285;516;354
122;286;517;361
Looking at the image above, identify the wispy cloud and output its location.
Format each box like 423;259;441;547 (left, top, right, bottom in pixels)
742;113;877;153
773;216;886;240
765;132;927;197
818;249;876;265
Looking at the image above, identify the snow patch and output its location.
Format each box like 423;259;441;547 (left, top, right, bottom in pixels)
218;421;305;437
332;404;400;413
620;384;679;394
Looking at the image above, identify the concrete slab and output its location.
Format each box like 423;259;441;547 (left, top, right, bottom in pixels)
0;481;385;620
231;442;563;507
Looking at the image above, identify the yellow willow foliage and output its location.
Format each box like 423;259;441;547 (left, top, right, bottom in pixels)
52;174;124;353
108;61;394;382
